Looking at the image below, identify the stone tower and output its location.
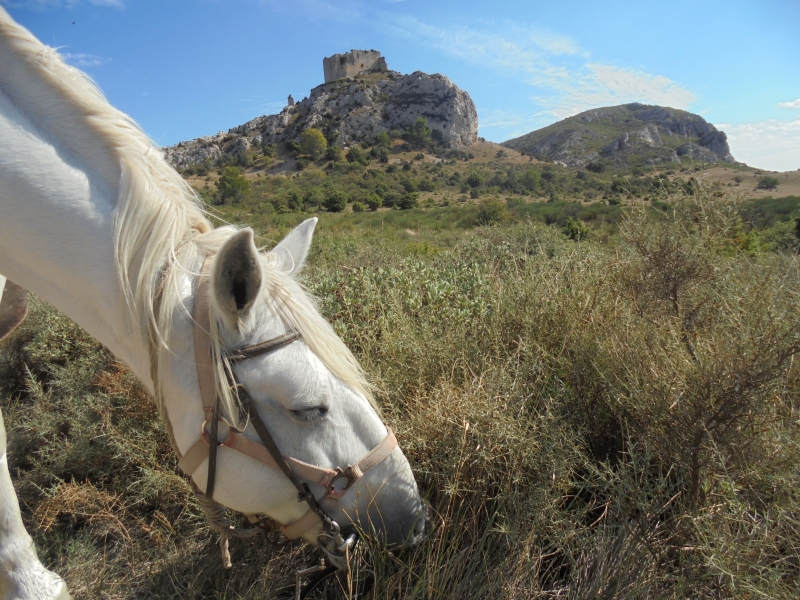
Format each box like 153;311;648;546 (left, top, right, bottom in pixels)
323;50;388;83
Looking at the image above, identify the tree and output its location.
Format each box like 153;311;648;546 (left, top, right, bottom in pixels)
374;131;390;148
467;172;484;189
215;166;250;204
325;145;342;162
366;193;383;211
299;128;327;159
520;167;541;192
323;190;349;212
398;192;419;210
407;117;432;148
285;140;301;155
346;146;369;166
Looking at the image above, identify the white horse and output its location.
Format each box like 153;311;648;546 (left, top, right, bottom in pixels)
0;8;425;598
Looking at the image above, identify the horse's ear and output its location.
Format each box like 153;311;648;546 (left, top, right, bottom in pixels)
212;228;262;319
270;218;317;276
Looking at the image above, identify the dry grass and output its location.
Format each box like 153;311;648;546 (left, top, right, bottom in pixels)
2;185;800;598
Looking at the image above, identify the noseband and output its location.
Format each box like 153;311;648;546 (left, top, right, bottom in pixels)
175;255;397;569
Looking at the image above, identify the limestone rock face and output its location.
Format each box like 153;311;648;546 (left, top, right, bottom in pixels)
164;70;477;169
502;102;736;168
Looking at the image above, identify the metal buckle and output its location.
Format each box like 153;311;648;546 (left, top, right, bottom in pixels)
317;520;357;571
327;465;356;496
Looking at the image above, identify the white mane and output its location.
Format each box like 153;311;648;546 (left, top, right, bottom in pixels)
0;14;372;423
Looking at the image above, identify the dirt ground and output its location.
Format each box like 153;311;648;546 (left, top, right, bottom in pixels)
682;166;800;198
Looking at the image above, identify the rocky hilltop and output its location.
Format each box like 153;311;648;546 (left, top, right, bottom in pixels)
502;103;736;168
165;66;478;169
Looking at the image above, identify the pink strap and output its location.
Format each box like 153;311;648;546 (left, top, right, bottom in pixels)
193;258;216;413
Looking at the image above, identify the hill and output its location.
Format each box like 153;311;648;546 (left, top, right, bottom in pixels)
165;69;478;170
502;103;736;169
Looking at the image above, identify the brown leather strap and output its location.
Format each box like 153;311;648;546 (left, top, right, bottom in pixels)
228;331;302;361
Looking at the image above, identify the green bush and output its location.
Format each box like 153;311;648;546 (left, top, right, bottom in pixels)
757;175;779;190
476;197;508;225
563;216;590;241
352;202;365;213
467;172;484;189
285;139;301;155
366;193;383;211
215;166;250;204
323;189;349;212
325;145;342;162
346;146;369;166
299;127;327;159
398;192;419;210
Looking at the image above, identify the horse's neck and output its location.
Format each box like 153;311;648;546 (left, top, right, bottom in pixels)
0;76;151;388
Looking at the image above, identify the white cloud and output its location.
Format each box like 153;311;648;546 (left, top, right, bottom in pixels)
478;108;550;140
719;118;800;172
778;98;800;109
61;52;108;68
533;64;696;119
376;14;695;122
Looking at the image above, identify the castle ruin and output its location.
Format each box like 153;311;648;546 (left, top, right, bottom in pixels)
323;50;388;83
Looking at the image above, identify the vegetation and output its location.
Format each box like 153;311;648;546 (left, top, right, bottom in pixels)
4;136;800;598
214;166;250;204
757;175;780;190
299;128;327;160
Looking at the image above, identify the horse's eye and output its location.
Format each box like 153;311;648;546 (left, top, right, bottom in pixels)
290;406;329;421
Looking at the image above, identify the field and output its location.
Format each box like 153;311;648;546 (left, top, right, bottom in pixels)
2;169;800;598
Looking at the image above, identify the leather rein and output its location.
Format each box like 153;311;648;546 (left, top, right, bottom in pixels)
175;255;397;569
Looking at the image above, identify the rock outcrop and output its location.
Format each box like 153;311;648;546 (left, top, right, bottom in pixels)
164;70;477;169
502;103;736;168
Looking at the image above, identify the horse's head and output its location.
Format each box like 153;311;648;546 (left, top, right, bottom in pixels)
164;218;425;552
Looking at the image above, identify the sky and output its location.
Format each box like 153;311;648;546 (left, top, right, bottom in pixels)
2;0;799;171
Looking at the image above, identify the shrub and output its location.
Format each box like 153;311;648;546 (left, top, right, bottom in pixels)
401;178;418;193
418;178;436;192
346;146;369;166
467;172;484;189
563;216;590;241
325;145;342;162
374;131;390;148
352;202;365;212
366;193;383;211
757;175;779;190
215;166;250;204
371;146;389;163
299;128;327;159
398;192;419;209
476;197;508;225
285;139;301;155
323;190;349;212
520;167;541;192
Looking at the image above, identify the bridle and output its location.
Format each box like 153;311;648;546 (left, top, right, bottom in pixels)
173;255;397;571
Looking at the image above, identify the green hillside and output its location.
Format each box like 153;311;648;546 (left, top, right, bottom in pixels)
502;103;736;169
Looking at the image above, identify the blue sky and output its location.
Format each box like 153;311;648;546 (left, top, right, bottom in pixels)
3;0;799;171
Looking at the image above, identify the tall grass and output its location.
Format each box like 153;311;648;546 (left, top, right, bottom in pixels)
2;187;799;598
